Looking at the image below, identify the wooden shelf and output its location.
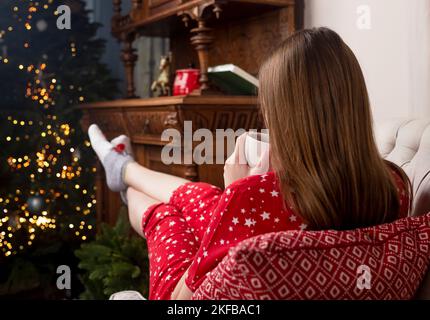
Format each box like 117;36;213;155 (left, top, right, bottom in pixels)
113;0;295;37
80;95;258;109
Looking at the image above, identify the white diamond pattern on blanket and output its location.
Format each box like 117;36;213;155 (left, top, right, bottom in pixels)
292;272;304;286
329;248;341;259
192;214;430;300
316;272;328;286
352;246;363;258
419;244;429;253
322;260;334;273
277;258;289;270
265;269;278;283
251;277;263;289
305;286;317;299
252;252;264;266
384;268;394;280
405;248;413;259
300;258;313;272
277;285;290;298
345;258;357;271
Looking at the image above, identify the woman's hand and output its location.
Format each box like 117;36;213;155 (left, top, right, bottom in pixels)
223;133;270;188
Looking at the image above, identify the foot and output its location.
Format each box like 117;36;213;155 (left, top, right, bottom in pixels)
111;135;134;157
88;124;134;193
110;135;134;205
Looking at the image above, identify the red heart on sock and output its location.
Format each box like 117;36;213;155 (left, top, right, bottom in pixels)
114;143;126;153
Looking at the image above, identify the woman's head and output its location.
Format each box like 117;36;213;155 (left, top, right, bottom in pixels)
259;27;409;230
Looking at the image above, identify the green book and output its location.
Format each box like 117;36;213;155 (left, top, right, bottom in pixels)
208;64;259;96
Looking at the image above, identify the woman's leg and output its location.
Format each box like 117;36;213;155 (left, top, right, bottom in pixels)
127;187;160;237
124;162;189;204
128;187;199;300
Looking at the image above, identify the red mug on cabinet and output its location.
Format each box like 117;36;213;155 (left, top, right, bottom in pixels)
173;69;200;96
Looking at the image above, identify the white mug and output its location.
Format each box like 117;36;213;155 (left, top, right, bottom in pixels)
244;132;270;168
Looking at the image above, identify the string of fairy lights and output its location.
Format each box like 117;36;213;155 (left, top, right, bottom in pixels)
0;0;97;257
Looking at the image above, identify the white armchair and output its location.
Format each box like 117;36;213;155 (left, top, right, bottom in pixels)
374;118;430;217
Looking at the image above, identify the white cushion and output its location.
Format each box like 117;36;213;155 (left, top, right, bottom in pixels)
374;118;430;216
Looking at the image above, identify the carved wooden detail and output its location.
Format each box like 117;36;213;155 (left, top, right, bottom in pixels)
179;3;223;92
163;112;180;127
121;33;138;98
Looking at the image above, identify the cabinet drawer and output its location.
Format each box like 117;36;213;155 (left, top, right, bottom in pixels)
125;109;180;142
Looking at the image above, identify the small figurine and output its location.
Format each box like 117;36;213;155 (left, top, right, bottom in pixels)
151;52;172;97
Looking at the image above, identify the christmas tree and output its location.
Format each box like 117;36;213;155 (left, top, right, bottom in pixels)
0;0;118;297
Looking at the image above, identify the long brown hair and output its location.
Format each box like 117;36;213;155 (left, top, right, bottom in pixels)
259;27;410;230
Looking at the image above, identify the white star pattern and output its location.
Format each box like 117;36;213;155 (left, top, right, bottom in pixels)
271;190;279;197
261;212;270;221
232;217;239;225
289;215;297;222
244;218;256;227
274;217;280;223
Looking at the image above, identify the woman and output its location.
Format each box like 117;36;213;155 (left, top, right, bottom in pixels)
89;27;411;300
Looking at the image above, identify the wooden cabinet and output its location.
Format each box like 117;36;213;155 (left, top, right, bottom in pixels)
81;95;261;225
82;0;303;225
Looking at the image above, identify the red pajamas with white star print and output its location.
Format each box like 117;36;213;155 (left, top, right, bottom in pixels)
141;170;409;300
141;172;305;299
